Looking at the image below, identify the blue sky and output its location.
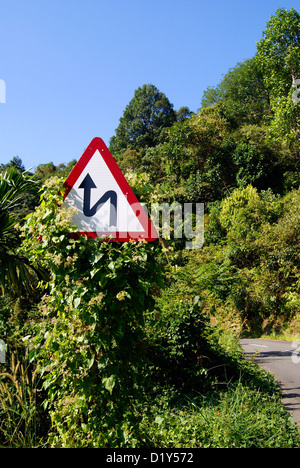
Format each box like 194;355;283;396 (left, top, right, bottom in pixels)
0;0;298;170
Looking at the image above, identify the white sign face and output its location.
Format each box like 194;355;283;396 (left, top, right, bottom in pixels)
63;138;157;241
64;149;144;234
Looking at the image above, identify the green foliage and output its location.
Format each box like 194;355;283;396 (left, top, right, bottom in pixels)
146;296;213;395
0;156;25;173
232;125;283;190
0;158;39;222
0;167;38;218
201;58;271;128
257;7;300;152
199;186;300;330
0;353;47;448
256;7;300;95
0;167;45;299
20;178;164;447
109;84;176;158
35;160;77;184
150;106;235;203
138;382;300;448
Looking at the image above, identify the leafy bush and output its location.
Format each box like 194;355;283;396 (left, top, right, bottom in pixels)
145;296;214;396
20;178;164;447
196;186;300;331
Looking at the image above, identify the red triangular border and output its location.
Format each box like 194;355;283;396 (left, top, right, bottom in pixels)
63;137;158;242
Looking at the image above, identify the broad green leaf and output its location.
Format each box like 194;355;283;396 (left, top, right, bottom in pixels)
102;375;116;394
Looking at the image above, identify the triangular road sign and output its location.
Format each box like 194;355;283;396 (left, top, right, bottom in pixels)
63;137;158;242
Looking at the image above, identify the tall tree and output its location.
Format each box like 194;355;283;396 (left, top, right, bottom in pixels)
35;159;77;183
0;156;25;173
256;8;300;154
109;84;176;158
257;7;300;94
201;58;271;128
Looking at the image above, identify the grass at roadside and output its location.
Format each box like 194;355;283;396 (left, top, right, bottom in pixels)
137;381;300;448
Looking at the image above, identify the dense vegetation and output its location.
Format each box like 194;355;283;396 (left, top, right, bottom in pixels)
0;8;299;447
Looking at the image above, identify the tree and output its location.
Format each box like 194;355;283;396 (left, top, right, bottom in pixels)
118;149;141;173
35;162;56;182
201;186;300;328
257;8;300;94
109;84;176;157
256;8;300;153
35;160;77;183
231;125;284;192
201;58;271;128
176;106;193;121
153;105;234;203
0;156;25;173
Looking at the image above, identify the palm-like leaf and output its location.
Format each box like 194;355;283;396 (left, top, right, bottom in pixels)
0;249;43;298
0;168;47;298
0;167;38;212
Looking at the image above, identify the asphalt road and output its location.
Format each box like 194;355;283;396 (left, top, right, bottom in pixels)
240;338;300;425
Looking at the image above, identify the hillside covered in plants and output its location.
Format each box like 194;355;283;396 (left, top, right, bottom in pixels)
0;8;300;448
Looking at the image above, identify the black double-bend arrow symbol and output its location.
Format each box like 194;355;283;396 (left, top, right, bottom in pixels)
79;174;117;226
